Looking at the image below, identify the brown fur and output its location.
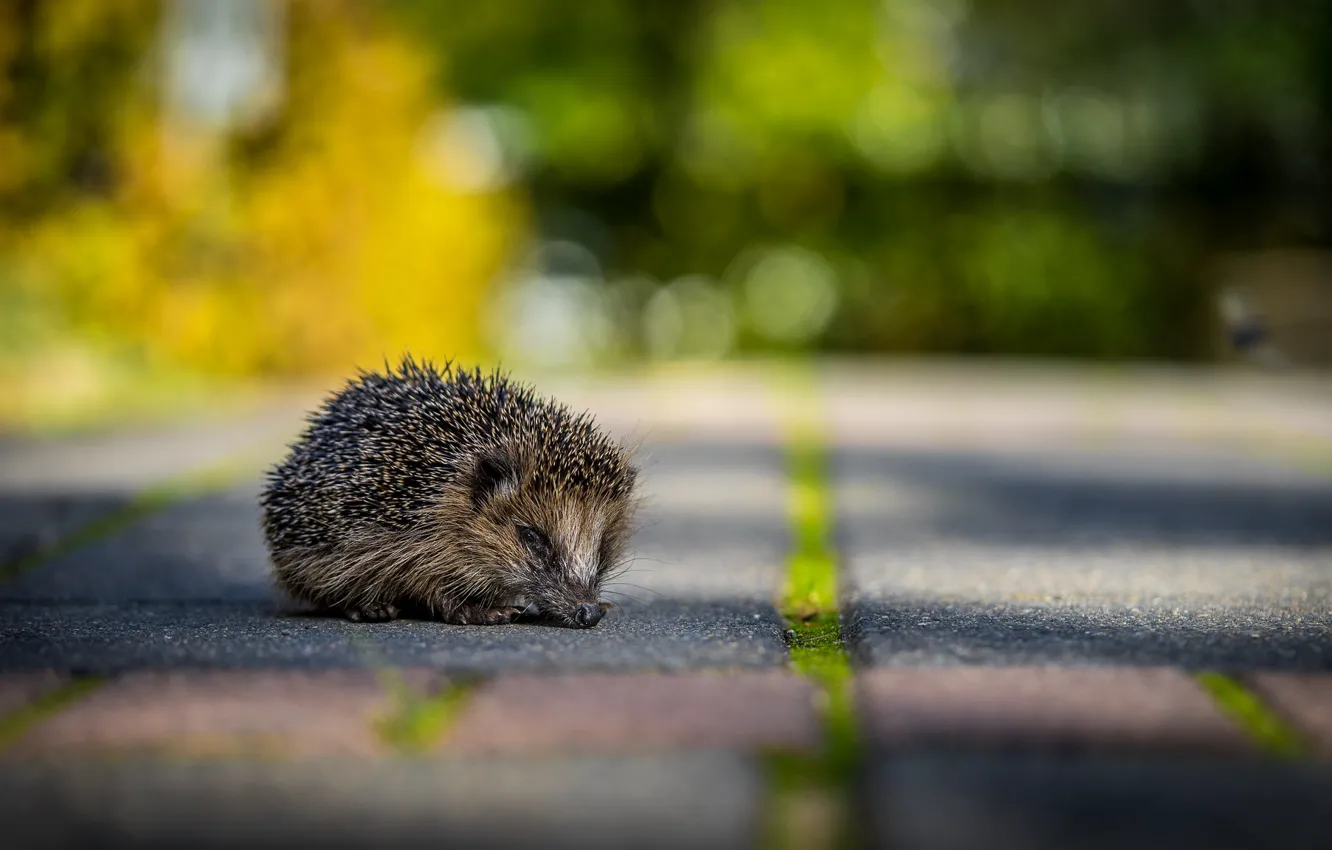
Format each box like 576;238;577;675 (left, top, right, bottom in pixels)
261;358;639;628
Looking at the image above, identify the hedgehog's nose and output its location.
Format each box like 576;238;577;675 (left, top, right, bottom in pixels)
575;603;603;628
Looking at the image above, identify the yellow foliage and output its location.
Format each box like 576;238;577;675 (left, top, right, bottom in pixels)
2;0;524;424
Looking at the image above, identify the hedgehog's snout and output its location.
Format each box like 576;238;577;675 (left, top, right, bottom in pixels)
574;603;603;628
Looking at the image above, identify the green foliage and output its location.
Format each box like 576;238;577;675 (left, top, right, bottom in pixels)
4;0;1329;426
393;0;1327;364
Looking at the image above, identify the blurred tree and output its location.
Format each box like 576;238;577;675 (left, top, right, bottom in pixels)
1;0;521;423
393;0;1330;362
3;0;1330;420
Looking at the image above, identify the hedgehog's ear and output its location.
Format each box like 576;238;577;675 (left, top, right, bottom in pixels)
469;448;520;509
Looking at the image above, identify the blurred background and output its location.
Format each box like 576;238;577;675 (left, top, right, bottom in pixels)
2;0;1330;431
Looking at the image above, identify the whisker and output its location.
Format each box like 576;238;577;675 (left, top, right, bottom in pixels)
602;566;660;586
622;555;666;567
600;590;644;606
604;581;663;600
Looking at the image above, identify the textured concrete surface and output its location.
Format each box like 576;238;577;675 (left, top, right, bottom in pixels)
445;671;820;755
856;667;1248;753
0;404;304;570
865;753;1332;850
0;754;762;850
0;441;790;606
0;483;275;603
0;403;307;495
829;366;1332;671
818;360;1332;451
3;670;436;758
0;494;134;570
3;361;1332;850
540;366;785;448
0;433;791;674
0;599;787;674
846;599;1331;670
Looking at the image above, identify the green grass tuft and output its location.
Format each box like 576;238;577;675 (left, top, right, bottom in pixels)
781;408;835;619
1196;672;1308;759
0;677;104;752
764;371;861;850
375;670;478;754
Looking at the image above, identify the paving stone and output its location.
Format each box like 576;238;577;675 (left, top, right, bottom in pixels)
0;404;303;569
0;599;787;674
4;669;435;758
847;599;1332;671
0;670;68;718
832;383;1332;669
0;403;307;495
444;671;819;755
0;482;275;603
1245;672;1332;758
0;433;791;673
628;441;790;602
856;667;1249;754
864;753;1332;850
540;366;786;447
836;445;1332;598
0;495;135;571
0;753;761;850
0;445;788;606
817;360;1332;451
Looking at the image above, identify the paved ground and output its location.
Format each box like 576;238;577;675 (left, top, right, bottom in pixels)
1;360;1331;849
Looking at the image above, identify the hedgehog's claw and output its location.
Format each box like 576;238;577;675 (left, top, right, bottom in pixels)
445;603;524;625
484;605;525;625
343;602;400;623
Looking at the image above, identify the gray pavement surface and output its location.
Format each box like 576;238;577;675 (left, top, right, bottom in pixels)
1;484;274;602
0;435;791;673
0;399;309;494
0;403;303;573
0;494;133;568
4;362;1332;850
0;599;786;674
866;754;1332;850
830;370;1332;670
0;754;761;850
847;598;1330;670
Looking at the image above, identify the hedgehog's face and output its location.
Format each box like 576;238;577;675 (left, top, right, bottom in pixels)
464;448;635;629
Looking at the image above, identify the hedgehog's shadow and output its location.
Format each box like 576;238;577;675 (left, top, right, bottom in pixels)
273;604;596;630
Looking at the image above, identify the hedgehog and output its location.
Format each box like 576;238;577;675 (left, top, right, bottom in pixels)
259;356;639;628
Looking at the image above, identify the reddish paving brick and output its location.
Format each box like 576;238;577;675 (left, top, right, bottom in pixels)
444;671;820;755
0;671;69;718
1245;672;1332;759
4;669;438;758
857;667;1251;754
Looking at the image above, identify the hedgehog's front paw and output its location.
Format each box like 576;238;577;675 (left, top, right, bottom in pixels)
485;605;525;625
447;604;523;625
343;602;400;622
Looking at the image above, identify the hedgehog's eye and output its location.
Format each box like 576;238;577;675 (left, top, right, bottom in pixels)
517;525;551;557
